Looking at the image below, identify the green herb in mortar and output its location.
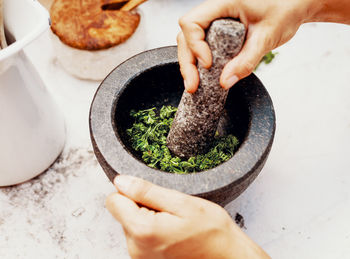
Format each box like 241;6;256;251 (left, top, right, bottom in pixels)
126;105;239;174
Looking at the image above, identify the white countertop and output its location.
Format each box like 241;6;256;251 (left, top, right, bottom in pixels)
1;0;350;258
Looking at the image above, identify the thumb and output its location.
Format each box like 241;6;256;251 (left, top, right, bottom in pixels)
220;27;268;89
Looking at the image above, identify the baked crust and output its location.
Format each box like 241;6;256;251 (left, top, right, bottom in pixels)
50;0;140;50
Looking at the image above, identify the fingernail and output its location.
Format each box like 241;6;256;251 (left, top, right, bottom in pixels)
114;175;133;194
222;75;239;89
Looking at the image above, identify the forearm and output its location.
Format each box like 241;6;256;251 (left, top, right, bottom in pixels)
304;0;350;24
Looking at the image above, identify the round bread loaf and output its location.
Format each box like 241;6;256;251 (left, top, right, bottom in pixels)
50;0;140;50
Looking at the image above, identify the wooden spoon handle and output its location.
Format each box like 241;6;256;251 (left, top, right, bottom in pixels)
101;0;127;4
0;0;7;49
120;0;147;11
101;0;128;10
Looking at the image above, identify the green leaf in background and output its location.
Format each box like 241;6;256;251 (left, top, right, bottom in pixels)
255;51;277;70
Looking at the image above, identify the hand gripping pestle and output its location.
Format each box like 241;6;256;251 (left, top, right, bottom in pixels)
167;19;246;158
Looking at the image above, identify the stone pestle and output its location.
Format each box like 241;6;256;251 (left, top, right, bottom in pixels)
167;19;246;158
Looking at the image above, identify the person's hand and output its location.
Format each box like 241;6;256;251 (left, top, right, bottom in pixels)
106;175;270;259
177;0;314;93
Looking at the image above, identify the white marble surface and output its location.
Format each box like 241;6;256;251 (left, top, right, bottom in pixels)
1;0;350;258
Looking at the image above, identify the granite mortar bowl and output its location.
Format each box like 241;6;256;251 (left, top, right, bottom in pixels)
89;46;275;206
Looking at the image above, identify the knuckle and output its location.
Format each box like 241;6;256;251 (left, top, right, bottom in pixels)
196;204;209;215
129;178;153;201
178;15;190;29
240;60;256;78
167;192;196;214
131;222;157;242
187;40;198;52
189;197;212;215
176;193;193;208
196;199;225;216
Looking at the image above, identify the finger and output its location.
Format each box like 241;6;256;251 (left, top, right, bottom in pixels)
220;25;268;89
106;192;142;229
177;32;199;93
179;0;232;68
106;192;182;239
113;175;194;217
179;22;212;69
178;15;211;68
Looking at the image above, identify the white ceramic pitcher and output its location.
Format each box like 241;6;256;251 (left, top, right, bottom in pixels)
0;0;65;186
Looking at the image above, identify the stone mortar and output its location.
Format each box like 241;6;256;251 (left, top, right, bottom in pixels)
167;19;246;158
89;46;275;206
